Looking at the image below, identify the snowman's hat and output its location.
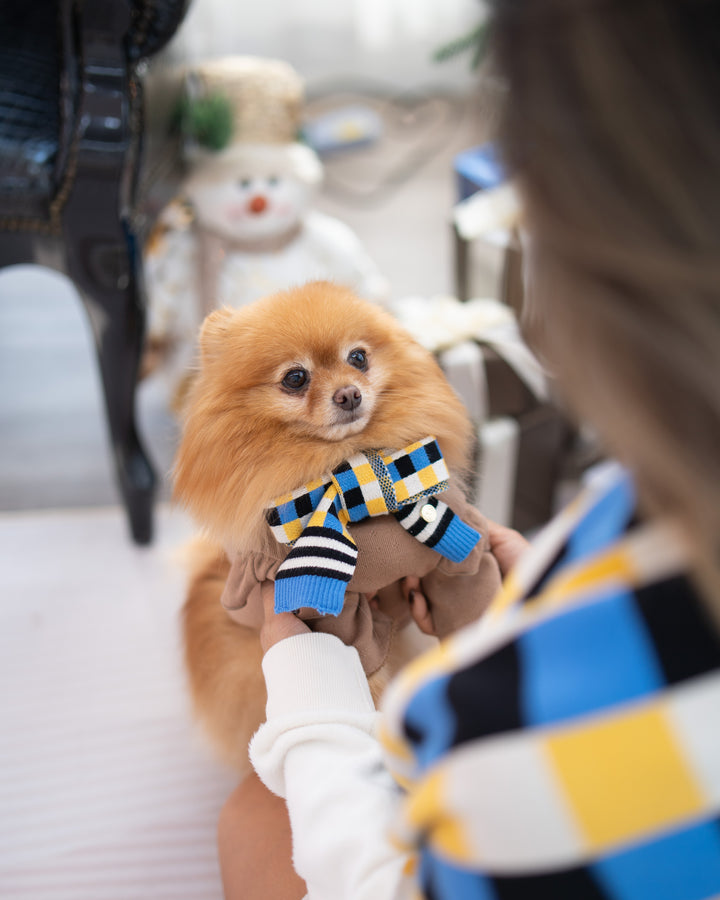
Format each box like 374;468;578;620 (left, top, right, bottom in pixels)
180;56;322;185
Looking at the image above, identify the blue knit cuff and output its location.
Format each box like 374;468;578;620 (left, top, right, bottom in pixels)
432;515;481;563
274;574;346;617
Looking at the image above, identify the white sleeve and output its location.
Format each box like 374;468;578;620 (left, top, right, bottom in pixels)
249;633;414;900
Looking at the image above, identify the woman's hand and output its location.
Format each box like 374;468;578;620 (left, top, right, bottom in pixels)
486;519;529;577
400;575;435;636
401;519;529;636
259;582;311;654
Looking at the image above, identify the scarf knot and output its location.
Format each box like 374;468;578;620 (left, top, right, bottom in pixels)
266;437;480;615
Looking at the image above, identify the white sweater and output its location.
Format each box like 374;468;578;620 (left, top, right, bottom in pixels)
248;632;413;900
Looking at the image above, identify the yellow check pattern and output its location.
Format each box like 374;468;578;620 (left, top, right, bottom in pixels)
379;465;720;894
546;701;706;851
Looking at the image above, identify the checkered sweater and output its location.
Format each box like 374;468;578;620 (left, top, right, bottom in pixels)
381;466;720;899
266;437;480;616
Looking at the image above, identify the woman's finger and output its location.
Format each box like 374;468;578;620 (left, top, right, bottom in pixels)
401;576;436;636
486;519;529;577
259;581;311;653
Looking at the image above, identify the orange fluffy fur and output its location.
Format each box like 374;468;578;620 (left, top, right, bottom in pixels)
175;282;473;770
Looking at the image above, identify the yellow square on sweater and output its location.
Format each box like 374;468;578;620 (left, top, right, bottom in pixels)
546;704;704;849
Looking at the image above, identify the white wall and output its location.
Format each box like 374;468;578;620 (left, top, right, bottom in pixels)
168;0;486;86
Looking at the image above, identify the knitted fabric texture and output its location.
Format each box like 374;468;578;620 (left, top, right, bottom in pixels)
266;437;480;615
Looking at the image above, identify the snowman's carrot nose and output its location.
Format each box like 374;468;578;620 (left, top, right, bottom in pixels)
248;195;268;214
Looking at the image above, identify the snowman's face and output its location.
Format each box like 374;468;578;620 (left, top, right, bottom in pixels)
185;162;313;242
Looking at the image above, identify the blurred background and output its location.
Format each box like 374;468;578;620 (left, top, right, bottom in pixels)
1;0;503;516
0;1;576;897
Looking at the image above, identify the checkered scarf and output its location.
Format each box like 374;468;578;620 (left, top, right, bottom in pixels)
266;436;480;616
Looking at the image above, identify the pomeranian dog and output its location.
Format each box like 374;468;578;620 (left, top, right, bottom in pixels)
174;281;491;771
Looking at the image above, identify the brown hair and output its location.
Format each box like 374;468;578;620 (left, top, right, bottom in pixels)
488;0;720;598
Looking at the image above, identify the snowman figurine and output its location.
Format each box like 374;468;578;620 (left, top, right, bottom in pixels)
144;56;388;407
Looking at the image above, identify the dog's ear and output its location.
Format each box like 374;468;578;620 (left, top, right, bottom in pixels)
199;307;235;362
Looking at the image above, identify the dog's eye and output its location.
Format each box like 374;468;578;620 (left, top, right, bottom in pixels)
348;348;368;371
281;368;309;391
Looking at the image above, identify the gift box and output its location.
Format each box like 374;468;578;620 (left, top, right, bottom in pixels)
439;343;576;533
391;295;580;533
508;404;577;533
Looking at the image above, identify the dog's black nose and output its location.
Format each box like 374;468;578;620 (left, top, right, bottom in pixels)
333;385;362;411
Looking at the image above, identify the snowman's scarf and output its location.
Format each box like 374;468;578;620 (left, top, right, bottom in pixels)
194;222;303;314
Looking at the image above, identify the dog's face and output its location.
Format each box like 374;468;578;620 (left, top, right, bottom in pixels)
261;339;379;443
176;282;473;548
193;282;405;448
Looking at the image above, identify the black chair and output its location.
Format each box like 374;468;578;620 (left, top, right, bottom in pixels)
0;0;190;543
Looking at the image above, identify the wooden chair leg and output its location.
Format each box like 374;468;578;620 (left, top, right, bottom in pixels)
60;31;157;544
74;234;156;544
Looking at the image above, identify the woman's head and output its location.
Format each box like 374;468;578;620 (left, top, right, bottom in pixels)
489;0;720;561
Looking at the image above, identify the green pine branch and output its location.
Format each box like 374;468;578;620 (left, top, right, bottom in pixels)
433;22;489;70
174;93;234;152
